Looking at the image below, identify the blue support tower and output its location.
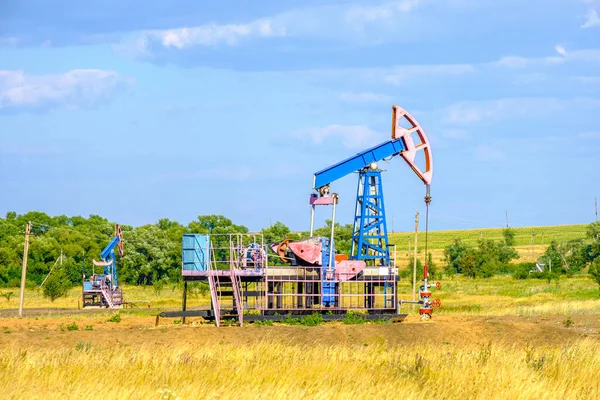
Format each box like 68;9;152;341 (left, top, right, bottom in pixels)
100;236;121;288
351;168;391;266
320;237;336;307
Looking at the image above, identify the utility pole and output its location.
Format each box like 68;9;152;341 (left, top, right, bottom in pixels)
595;197;598;222
413;212;419;301
505;210;509;228
18;221;32;318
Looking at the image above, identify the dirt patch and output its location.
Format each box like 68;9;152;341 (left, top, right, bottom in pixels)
1;313;598;350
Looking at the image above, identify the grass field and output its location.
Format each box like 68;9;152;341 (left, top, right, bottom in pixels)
2;339;599;399
1;277;599;400
1;275;599;399
1;224;599;399
389;223;589;266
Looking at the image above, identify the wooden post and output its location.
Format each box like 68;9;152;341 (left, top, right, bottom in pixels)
413;212;419;301
181;281;188;324
18;221;32;318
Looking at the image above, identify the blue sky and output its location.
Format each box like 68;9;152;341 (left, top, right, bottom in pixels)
1;0;599;232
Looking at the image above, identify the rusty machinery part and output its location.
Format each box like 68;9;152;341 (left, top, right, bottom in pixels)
276;238;296;263
391;105;433;186
115;224;124;256
432;299;441;307
318;184;331;197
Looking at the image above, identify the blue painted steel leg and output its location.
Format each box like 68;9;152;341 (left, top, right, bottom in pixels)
350;169;391;266
320;237;336;307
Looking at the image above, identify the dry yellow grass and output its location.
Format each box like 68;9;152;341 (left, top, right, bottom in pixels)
1;339;599;399
0;284;211;311
392;245;547;267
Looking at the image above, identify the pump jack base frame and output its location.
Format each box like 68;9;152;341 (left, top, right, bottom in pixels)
155;309;407;326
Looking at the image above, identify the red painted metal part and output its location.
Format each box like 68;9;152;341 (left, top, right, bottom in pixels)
271;239;295;263
392;105;433;185
288;241;322;265
334;260;367;281
310;194;336;205
115;224;124;256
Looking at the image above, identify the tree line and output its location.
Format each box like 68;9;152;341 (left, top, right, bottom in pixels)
440;223;600;289
1;211;599;296
0;211;353;291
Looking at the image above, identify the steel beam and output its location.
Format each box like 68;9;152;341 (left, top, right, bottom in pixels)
313;139;407;189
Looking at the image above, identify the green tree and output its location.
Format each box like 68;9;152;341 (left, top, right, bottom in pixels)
563;240;592;272
586;221;600;241
589;258;600;294
314;220;354;257
538;241;565;274
120;225;178;285
406;252;438;283
503;228;516;246
261;221;301;244
42;266;71;302
443;238;470;275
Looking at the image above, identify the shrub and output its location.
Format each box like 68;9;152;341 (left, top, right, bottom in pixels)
589;258;600;293
0;291;14;302
255;319;274;327
512;262;536;280
42;268;71;302
107;313;121;323
66;322;79;331
503;228;516;246
300;312;324;326
343;312;366;325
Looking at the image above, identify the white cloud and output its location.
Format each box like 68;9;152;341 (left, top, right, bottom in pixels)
581;9;600;28
338;92;393;103
0;146;68;155
571;76;600;84
475;144;505;162
578;131;600;139
149;166;253;184
441;129;468;139
145;18;286;50
382;64;476;85
0;37;19;46
290;62;476;89
492;46;567;70
566;48;600;62
344;0;423;24
511;72;548;85
442;97;600;126
0;69;132;112
443;97;563;125
555;44;567;57
292;125;380;149
492;45;600;70
117;0;443;56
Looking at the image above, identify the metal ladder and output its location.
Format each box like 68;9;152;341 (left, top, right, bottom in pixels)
207;245;222;327
229;241;243;326
100;284;115;308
